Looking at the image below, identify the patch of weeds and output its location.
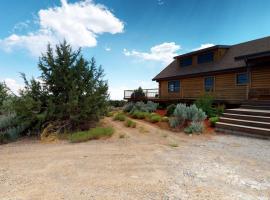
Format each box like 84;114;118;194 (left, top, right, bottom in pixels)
113;113;126;121
162;133;168;138
138;126;149;133
161;116;169;122
69;127;114;143
168;143;179;148
119;133;126;139
106;111;115;117
125;119;136;128
149;114;162;123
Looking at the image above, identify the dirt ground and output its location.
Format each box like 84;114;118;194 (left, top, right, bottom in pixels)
1;117;270;200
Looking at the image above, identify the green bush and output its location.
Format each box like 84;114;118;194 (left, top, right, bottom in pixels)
166;104;176;116
214;104;225;116
149;114;161;123
169;104;207;129
12;41;109;136
195;94;215;117
169;117;180;128
113;113;126;121
123;102;134;112
209;116;219;127
161;116;169;122
125;119;136;128
0;114;27;144
129;101;158;114
131;87;145;99
184;122;204;134
131;111;147;119
169;104;187;128
186;104;207;122
145;101;158;112
106;111;114;117
69;127;114;143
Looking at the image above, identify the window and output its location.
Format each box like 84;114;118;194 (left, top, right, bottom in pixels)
197;52;214;64
168;80;180;92
180;57;192;67
236;73;248;85
204;76;214;92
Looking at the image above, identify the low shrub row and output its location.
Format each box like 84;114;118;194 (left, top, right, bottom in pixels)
69;127;114;143
168;104;206;134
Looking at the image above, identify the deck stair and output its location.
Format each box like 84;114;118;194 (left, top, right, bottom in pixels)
216;101;270;139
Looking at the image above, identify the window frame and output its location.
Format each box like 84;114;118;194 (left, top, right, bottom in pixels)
168;80;180;93
236;72;248;86
197;51;214;64
204;76;215;92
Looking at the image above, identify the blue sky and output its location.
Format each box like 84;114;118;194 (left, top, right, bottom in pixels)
0;0;270;99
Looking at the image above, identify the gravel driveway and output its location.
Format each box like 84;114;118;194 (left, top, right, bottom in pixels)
0;118;270;200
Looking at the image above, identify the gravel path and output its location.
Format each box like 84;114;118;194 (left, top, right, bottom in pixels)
0;117;270;200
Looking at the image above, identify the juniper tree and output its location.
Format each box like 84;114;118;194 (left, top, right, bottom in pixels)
15;41;109;134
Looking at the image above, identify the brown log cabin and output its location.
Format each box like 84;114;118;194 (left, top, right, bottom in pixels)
124;36;270;104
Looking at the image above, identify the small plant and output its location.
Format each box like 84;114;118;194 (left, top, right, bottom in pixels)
214;104;225;116
149;114;161;123
123;102;134;112
125;119;136;128
209;116;219;127
195;94;215;117
186;104;207;122
169;143;178;147
166;104;176;116
69;127;114;143
145;101;158;112
113;113;126;121
169;104;187;128
138;126;149;133
106;111;114;117
161;116;169;122
131;111;147;119
119;133;126;138
184;122;204;134
162;133;168;138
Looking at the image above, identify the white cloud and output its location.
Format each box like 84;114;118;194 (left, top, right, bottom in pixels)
105;47;111;51
193;43;215;51
123;42;180;64
0;0;124;56
2;78;24;95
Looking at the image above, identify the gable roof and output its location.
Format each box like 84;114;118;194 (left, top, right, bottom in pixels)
153;36;270;81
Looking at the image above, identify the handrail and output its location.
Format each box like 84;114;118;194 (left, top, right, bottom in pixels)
124;88;159;99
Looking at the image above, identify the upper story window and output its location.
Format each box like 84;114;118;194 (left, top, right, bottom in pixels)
197;52;214;64
180;57;192;67
168;80;180;93
236;73;248;85
204;76;214;92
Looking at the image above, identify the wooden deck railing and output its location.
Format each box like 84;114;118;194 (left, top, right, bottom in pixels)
124;88;159;100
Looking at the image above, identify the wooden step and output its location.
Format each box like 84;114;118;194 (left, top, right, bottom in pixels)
219;117;270;129
226;108;270;117
223;113;270;123
216;122;270;139
242;100;270;106
241;104;270;110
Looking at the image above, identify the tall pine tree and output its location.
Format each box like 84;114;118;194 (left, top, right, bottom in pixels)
15;41;109;134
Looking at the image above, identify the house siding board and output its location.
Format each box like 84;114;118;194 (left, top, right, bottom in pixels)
251;67;270;88
182;77;203;98
159;72;248;100
214;73;247;100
